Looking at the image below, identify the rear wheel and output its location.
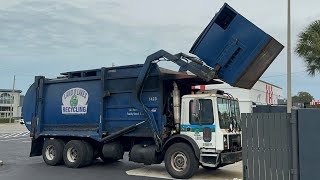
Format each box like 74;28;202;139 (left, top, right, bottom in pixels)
42;139;65;166
63;140;90;168
164;143;199;179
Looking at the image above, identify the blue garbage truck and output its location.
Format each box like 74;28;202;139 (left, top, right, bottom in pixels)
22;4;283;179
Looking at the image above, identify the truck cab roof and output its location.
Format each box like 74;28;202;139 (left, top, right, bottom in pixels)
183;92;236;100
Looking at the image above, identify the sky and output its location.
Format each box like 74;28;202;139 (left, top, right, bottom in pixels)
1;0;320;100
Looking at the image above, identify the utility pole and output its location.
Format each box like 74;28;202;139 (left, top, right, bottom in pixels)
287;0;292;113
10;75;16;123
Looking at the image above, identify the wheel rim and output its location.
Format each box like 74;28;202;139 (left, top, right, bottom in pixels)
45;145;56;161
67;147;78;163
170;151;187;172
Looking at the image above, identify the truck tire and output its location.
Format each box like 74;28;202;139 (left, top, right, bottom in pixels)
42;139;65;166
164;143;199;179
83;141;94;166
63;140;89;168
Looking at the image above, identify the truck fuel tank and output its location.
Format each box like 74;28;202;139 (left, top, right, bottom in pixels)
190;3;284;89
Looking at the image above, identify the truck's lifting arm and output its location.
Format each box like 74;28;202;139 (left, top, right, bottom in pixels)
132;49;217;150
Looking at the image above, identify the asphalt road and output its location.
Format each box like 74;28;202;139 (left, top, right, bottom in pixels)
0;123;242;180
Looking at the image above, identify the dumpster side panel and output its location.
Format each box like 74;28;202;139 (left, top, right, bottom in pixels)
190;3;283;89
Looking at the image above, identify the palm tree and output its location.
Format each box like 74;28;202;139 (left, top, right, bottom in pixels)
295;20;320;76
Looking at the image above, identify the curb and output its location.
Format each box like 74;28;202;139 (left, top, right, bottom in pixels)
0;160;3;166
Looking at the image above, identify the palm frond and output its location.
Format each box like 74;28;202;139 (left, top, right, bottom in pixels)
295;20;320;76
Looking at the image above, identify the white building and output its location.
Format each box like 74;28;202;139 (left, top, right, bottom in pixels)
0;89;23;119
194;80;283;113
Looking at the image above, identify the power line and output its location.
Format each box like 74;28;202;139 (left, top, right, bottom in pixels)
262;71;305;78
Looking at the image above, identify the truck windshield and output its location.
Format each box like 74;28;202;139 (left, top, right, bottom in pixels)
217;98;240;130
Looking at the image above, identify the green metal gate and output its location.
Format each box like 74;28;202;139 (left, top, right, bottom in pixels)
241;113;296;180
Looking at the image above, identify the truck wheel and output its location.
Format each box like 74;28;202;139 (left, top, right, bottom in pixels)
164;143;199;179
63;140;89;168
42;139;65;166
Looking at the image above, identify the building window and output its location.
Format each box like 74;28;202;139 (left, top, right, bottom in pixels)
0;93;14;104
0;106;11;111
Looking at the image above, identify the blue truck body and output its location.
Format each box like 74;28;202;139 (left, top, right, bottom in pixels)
23;64;218;141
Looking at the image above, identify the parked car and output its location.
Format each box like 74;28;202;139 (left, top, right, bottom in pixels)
19;119;24;124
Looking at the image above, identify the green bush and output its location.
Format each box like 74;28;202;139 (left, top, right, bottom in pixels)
0;118;12;123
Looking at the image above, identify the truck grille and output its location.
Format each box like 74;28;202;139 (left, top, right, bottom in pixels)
229;134;241;151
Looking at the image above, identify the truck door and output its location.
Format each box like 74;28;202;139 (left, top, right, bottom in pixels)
181;98;216;149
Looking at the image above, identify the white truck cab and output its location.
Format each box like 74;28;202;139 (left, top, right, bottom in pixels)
180;90;242;169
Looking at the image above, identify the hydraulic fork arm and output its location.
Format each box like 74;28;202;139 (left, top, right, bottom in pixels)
132;50;218;150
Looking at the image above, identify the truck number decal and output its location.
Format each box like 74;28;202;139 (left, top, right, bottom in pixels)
62;88;88;115
149;97;158;101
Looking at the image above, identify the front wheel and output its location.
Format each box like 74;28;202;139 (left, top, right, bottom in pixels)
164;143;199;179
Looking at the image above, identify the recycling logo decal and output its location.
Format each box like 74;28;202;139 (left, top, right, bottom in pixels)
61;88;88;115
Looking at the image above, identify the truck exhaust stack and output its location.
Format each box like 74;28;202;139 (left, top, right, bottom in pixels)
172;82;180;132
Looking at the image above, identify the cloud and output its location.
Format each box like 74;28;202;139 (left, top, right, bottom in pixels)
1;0;320;99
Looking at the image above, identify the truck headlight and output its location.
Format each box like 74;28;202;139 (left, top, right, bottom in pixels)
223;135;228;149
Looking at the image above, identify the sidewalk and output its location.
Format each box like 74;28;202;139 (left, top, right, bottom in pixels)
126;161;243;180
0;123;27;134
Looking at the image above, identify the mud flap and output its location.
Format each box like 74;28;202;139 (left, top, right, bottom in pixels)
30;137;44;157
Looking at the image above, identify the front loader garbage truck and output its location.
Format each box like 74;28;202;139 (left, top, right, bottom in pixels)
22;3;283;179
